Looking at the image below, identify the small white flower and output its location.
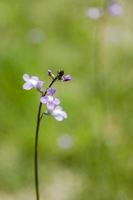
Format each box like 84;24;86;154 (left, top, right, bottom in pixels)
23;74;43;91
85;7;102;20
57;134;74;149
50;106;67;121
26;28;44;44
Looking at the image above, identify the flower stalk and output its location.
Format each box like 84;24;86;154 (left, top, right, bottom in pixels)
34;76;57;200
34;101;42;200
22;69;71;200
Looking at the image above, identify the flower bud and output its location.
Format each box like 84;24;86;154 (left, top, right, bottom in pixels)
62;75;71;81
48;69;55;79
57;69;64;80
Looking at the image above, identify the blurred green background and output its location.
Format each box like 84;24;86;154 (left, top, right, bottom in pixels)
0;0;133;199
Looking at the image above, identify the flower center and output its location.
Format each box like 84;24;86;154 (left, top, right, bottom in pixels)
48;96;54;102
30;79;37;86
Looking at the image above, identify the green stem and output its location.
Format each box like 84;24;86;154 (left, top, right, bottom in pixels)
34;102;42;200
34;77;57;200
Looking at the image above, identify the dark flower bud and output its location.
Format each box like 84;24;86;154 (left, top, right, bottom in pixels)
57;69;64;80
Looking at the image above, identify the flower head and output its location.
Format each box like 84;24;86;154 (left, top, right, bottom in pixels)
50;106;67;121
23;69;71;122
57;134;74;149
23;74;43;91
85;7;102;20
47;88;56;96
40;94;60;111
108;2;123;16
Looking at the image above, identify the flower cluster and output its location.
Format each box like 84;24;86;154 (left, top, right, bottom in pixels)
108;2;123;16
22;69;71;121
85;1;123;20
40;88;67;121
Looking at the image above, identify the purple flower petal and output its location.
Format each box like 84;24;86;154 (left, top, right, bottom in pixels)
47;88;56;96
31;76;39;81
62;75;71;81
108;3;123;16
40;96;48;104
50;106;67;121
53;98;60;105
23;82;33;90
55;115;63;121
23;74;30;81
22;73;43;91
36;81;43;90
47;102;55;110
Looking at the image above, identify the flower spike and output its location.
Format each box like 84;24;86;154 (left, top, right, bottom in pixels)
22;69;71;200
